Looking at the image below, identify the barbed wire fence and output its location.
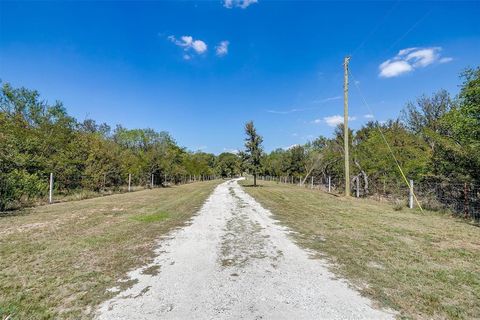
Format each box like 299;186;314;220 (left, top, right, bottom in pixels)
257;175;480;222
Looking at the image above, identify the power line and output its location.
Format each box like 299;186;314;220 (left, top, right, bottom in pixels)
348;69;424;211
382;9;432;56
350;0;401;57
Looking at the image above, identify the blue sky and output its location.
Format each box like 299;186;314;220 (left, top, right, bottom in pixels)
1;1;479;154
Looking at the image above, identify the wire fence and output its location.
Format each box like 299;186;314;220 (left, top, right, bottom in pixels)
257;175;480;222
4;172;479;222
0;173;219;212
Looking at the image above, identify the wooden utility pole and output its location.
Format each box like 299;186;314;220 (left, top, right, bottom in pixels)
344;56;351;197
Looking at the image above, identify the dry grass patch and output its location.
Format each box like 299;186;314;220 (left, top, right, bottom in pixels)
0;180;221;319
240;180;480;320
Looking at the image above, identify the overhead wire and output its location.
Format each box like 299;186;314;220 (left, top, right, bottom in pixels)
348;69;424;211
350;0;401;58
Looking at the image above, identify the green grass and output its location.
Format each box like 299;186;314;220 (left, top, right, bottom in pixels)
240;180;480;320
0;180;221;320
130;211;170;223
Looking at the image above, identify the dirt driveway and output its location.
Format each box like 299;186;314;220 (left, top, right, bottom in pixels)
96;179;393;319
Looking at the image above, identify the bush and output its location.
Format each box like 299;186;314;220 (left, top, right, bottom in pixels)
0;170;47;211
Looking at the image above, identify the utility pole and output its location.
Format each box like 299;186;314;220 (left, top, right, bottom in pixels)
344;56;351;197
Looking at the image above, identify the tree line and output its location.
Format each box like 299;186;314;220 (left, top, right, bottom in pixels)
245;67;479;213
1;66;478;212
0;84;242;210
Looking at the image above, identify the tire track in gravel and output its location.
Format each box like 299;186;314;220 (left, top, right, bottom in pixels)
95;179;394;319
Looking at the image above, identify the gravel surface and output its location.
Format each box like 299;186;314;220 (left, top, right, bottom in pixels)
96;179;394;319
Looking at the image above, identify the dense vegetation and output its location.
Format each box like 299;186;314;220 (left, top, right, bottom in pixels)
1;67;478;213
0;84;241;210
260;68;479;202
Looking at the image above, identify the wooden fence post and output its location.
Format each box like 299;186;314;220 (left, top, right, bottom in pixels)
128;173;131;192
328;176;331;193
356;177;360;198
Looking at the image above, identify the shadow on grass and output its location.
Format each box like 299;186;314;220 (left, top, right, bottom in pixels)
0;208;32;218
241;184;265;188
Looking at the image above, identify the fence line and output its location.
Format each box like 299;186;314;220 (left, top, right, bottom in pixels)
256;175;480;221
26;173;221;208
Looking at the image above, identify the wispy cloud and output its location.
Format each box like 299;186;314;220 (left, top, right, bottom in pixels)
215;41;229;57
364;114;374;119
313;115;356;127
267;95;341;114
267;107;315;114
379;47;452;78
168;35;207;59
312;95;342;104
223;0;258;9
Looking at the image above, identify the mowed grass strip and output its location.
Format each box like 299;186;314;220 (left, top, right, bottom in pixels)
0;180;221;320
240;180;480;320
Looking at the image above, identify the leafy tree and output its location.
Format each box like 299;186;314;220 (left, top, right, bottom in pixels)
429;67;480;182
401;89;453;150
215;152;241;178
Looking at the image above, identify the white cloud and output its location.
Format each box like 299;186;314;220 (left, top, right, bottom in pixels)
192;40;207;54
284;144;299;150
224;0;258;9
222;148;239;154
379;60;413;78
315;115;356;127
364;114;374;119
324;115;344;127
215;41;229;57
379;47;452;78
168;35;207;57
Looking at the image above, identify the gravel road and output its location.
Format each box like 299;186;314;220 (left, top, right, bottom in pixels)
96;179;394;319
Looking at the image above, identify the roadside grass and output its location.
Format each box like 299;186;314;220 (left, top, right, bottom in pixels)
130;211;170;223
0;180;221;320
240;180;480;320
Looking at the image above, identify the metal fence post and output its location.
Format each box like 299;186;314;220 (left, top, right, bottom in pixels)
49;173;53;204
328;176;331;193
356;177;360;198
409;179;414;209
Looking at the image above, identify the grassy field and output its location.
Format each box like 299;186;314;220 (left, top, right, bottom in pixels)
0;180;221;320
240;180;480;320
